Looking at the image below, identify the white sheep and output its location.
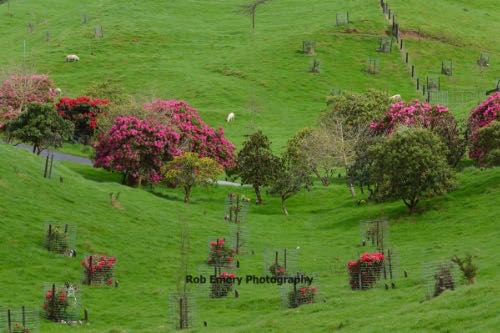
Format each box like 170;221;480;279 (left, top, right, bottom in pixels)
226;112;235;122
55;88;62;95
390;94;402;101
65;54;80;62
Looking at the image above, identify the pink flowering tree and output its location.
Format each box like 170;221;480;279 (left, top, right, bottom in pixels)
468;92;500;165
93;116;180;186
370;100;466;167
0;74;57;129
143;100;236;169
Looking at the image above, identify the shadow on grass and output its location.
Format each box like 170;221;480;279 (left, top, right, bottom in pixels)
62;162;122;184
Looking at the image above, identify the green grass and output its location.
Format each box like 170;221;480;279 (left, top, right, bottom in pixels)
1;141;500;332
58;143;93;158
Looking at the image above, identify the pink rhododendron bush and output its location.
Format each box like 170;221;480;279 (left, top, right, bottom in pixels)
370;100;465;166
0;74;57;128
93;116;180;185
94;100;235;186
144;100;235;169
468;92;500;164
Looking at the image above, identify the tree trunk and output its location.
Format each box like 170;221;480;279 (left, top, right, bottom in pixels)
184;186;191;203
137;175;143;188
281;197;289;216
32;145;37;154
313;169;330;186
347;170;356;197
403;197;419;214
254;185;263;204
338;121;355;197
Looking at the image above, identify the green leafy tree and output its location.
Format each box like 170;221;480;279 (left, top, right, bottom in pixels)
369;127;454;213
235;130;279;204
269;149;313;215
161;152;223;203
475;121;500;167
5;103;73;154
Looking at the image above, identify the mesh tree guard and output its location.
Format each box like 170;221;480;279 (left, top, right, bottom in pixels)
441;59;453;76
44;223;76;256
366;58;380;74
347;252;385;290
196;266;238;299
81;255;117;287
423;261;459;299
426;75;441;92
0;307;39;333
168;293;196;330
335;12;350;26
302;41;316;56
207;237;236;268
264;248;299;278
279;273;318;309
224;192;250;224
229;224;249;256
477;53;489;67
377;37;393;53
42;283;81;323
360;220;389;251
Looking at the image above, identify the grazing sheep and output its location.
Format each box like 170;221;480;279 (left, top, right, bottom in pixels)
54;88;62;95
65;54;80;62
226;112;235;122
390;94;402;101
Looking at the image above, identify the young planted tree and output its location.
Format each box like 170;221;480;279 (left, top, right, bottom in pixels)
369;127;455;213
240;0;271;33
5;103;73;154
269;150;313;215
235;130;279;204
161;152;223;203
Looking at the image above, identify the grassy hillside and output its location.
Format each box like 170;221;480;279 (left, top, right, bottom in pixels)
1;143;499;332
0;0;422;149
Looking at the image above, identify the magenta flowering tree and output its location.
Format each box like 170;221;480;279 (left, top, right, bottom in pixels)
0;74;57;129
468;92;500;164
93;116;180;186
370;100;466;166
144;100;236;169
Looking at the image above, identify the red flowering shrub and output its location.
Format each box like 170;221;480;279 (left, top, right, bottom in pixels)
347;252;384;290
210;272;236;298
468;92;500;164
43;288;69;321
207;238;235;267
288;286;316;308
81;255;117;286
0;74;56;129
269;262;286;277
93;116;180;185
144;100;236;169
56;96;108;143
370;100;465;166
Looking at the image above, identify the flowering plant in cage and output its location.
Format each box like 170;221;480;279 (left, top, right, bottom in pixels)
45;225;69;254
11;323;32;333
347;252;384;290
288;286;316;308
210;272;236;298
43;288;69;321
224;193;250;223
81;255;116;285
269;262;286;277
207;239;235;266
